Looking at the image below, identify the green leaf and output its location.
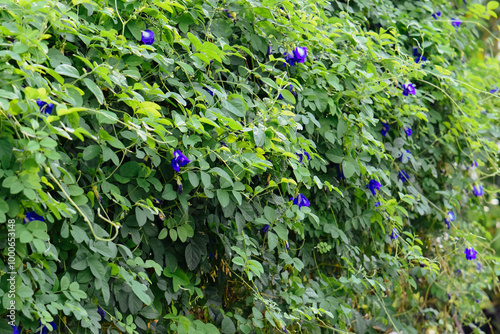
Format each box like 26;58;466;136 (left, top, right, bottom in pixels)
210;167;234;186
342;159;355;178
55;64;80;78
217;189;230;207
83;78;105;104
221;317;236;334
280;89;296;104
185;243;201;270
130;280;151;305
82;145;101;160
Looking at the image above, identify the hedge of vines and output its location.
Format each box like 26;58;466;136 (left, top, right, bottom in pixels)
1;0;500;333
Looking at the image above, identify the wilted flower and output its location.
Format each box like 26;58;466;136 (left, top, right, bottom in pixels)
261;224;270;233
97;306;105;321
464;247;477;260
141;29;155;45
432;11;441;19
402;83;416;96
171;150;191;172
381;122;390;136
290;193;310;209
405;126;412;136
490;86;499;93
366;179;382;196
398;170;409;183
451;19;462;28
390;228;399;240
24;211;45;224
36;99;54;115
472;184;484;196
444;211;455;229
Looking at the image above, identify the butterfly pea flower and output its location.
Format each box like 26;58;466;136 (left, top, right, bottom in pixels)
203;87;214;96
398;170;409;183
141;29;155;45
366;179;382;196
267;43;272;57
444;211;455;229
278;84;296;99
296;149;311;162
400;150;411;163
464;247;477;260
415;56;427;64
451;19;462;28
36;99;54;115
336;164;345;181
402;83;416;96
290;193;310;209
375;201;381;207
178;183;183;195
283;46;307;66
261;224;270;233
381;122;390;136
24;211;44;224
405;126;412;136
490;86;499;93
170;150;191;172
11;325;20;334
471;160;478;168
38;320;57;334
97;306;105;322
282;326;288;333
472;184;484;196
285;241;289;251
390;228;399;240
432;11;441;19
284;51;296;66
477;262;482;271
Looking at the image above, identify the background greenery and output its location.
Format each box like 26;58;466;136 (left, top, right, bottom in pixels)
0;0;499;333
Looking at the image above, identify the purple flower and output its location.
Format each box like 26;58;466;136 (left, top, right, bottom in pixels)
38;320;57;334
398;170;409;183
141;29;155;45
261;224;270;233
432;11;441;19
444;211;455;229
24;211;45;224
366;179;382;196
170;150;191;172
400;150;411;163
471;160;478;168
178;183;183;195
291;193;310;209
381;122;390;136
405;126;412;136
464;247;477;260
472;184;484;196
11;325;20;334
452;19;462;28
415;56;427;63
222;8;231;18
284;51;296;67
402;83;416;96
390;228;399;240
490;86;499;93
293;46;307;63
282;326;288;333
36;99;54;115
97;306;105;321
375;201;381;207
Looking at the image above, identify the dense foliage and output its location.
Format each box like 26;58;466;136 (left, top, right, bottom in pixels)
1;0;499;333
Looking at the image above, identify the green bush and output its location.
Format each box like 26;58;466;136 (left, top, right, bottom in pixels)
0;0;499;333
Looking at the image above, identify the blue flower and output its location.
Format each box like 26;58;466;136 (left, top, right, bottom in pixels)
141;29;155;45
24;211;45;224
366;179;382;196
11;325;20;334
261;224;270;233
490;86;499;93
471;160;478;168
222;8;231;18
451;19;462;28
336;164;345;181
477;262;482;271
375;201;381;207
170;150;191;172
432;11;441;19
36;99;54;115
412;47;420;57
398;170;409;183
464;247;477;260
381;122;390;136
282;326;288;333
472;184;484;196
178;183;183;195
415;56;427;63
267;43;272;57
38;320;57;334
293;46;307;63
97;306;105;321
296;149;311;162
285;241;289;251
405;126;412;136
402;83;416;96
291;193;310;209
390;228;399;240
444;211;455;229
204;87;214;96
284;51;296;66
400;150;411;163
